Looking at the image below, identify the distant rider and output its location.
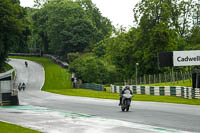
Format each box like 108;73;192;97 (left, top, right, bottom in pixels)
21;83;26;91
119;86;133;106
25;61;28;67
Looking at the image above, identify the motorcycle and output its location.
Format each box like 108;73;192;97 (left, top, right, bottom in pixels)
25;61;28;68
121;93;133;112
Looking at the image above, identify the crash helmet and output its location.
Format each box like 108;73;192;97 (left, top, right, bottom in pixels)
125;86;130;89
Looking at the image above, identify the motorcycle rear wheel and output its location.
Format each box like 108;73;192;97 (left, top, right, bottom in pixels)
121;107;125;111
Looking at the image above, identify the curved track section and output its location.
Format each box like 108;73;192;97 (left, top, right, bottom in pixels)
0;58;199;133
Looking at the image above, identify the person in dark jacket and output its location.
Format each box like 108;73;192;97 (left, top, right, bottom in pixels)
119;86;133;106
21;83;26;91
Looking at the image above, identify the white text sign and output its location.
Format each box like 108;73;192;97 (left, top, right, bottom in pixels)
173;50;200;66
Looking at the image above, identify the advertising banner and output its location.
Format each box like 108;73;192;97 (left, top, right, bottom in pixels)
173;50;200;66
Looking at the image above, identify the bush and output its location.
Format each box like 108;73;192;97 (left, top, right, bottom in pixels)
69;54;119;84
60;52;81;63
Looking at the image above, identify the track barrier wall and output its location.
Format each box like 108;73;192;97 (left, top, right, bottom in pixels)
9;53;68;68
110;84;200;99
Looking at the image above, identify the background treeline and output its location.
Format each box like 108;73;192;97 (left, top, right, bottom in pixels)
0;0;30;72
1;0;200;84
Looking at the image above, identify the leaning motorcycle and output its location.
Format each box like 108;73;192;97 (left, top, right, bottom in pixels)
121;93;133;112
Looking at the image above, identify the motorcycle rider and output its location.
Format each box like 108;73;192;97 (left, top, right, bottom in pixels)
119;86;133;106
25;61;28;68
21;82;26;91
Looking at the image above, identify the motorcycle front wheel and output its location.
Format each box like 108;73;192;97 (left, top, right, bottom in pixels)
126;106;130;111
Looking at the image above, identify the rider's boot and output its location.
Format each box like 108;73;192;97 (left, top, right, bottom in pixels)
119;100;122;106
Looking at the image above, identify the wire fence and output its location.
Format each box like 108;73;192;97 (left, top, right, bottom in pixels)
124;71;192;85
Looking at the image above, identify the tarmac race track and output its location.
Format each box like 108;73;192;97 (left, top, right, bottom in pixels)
0;58;199;133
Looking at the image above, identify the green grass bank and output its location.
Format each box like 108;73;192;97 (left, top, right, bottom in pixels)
0;121;41;133
10;56;72;90
0;63;13;73
10;56;200;105
145;79;192;87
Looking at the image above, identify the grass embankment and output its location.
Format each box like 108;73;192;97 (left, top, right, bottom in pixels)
0;63;15;80
10;56;72;90
0;121;41;133
146;79;192;87
0;63;13;73
10;56;200;105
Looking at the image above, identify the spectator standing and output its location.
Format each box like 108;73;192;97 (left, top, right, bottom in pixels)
73;78;77;88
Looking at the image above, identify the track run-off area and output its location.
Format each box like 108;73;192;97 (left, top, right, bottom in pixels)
0;58;199;133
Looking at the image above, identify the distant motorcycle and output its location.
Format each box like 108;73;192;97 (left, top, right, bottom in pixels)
25;61;28;68
121;93;133;112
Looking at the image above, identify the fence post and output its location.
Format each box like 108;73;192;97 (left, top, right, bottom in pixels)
181;71;184;83
177;72;179;82
188;71;192;83
159;73;161;83
164;72;167;83
170;71;173;84
149;74;151;84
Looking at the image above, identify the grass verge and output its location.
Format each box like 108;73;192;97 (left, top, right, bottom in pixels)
0;63;15;80
0;63;13;73
145;79;192;87
48;88;200;105
0;121;41;133
10;56;200;105
10;56;72;90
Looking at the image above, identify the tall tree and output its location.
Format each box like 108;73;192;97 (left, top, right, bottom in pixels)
134;0;193;37
31;7;49;53
132;0;194;74
77;0;113;43
192;0;200;26
93;27;138;79
30;0;113;56
0;0;24;70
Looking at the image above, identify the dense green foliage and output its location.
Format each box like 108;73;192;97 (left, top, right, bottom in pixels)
30;0;113;55
69;54;119;84
0;0;29;70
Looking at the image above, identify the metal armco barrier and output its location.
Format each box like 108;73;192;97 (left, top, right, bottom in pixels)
9;53;69;69
9;53;41;57
43;54;68;68
80;83;103;91
110;85;200;99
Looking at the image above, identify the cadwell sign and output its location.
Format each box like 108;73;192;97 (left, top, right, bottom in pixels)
173;50;200;66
